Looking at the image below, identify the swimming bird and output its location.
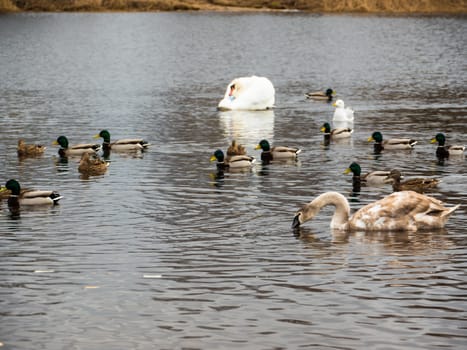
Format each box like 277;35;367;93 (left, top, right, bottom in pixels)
255;139;301;164
226;140;246;160
78;152;110;176
0;184;31;200
210;149;255;171
344;162;398;188
292;191;459;232
306;88;335;102
368;131;417;153
17;139;46;157
332;99;354;127
53;136;101;157
94;130;150;153
431;133;465;159
321;122;353;140
386;170;440;193
1;179;62;209
217;76;275;111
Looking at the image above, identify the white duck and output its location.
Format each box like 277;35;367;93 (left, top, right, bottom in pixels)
332;99;354;128
218;76;275;111
292;191;459;232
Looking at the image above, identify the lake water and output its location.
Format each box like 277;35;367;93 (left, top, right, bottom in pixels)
0;12;466;350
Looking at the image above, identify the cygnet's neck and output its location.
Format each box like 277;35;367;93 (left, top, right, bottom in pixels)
313;192;351;230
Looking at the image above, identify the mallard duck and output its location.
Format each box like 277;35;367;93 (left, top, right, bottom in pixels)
321;122;353;139
94;130;150;152
210;149;255;171
368;131;417;152
292;191;459;231
1;179;62;208
305;88;335;102
78;152;110;175
217;76;275;111
0;185;31;200
226;140;246;160
344;162;397;187
17;139;46;157
386;170;440;193
53;136;101;157
431;133;465;159
255;139;301;163
332;99;354;124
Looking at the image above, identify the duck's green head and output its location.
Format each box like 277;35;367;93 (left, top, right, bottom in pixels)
53;136;69;148
5;179;21;195
255;139;270;152
431;133;446;146
321;122;331;133
210;149;224;162
325;88;334;97
368;132;383;143
94;130;111;143
344;162;361;176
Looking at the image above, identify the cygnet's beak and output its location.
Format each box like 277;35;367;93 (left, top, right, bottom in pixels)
292;214;301;229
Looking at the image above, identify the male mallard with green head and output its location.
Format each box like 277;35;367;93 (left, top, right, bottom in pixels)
305;88;335;102
94;130;150;152
368;131;417;153
53;136;101;157
344;162;398;188
321;122;353;140
431;133;465;160
1;179;62;209
255;139;301;164
210;149;255;171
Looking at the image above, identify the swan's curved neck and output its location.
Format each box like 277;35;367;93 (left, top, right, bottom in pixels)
312;192;351;230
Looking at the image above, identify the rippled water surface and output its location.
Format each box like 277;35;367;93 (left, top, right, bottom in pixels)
1;12;466;349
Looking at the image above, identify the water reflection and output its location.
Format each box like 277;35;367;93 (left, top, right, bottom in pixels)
218;109;275;150
297;227;454;254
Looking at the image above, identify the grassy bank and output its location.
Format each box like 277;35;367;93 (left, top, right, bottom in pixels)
0;0;466;13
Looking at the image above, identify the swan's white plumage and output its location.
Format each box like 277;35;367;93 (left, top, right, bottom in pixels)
218;76;275;111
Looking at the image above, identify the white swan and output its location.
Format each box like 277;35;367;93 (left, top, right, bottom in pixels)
292;191;459;232
218;76;275;111
332;99;354;129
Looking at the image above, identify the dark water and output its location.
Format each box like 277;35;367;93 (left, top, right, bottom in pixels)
0;12;466;350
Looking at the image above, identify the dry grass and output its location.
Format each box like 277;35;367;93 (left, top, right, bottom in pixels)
0;0;18;11
1;0;466;13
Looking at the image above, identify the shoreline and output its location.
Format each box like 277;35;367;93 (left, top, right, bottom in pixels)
1;9;466;16
1;1;466;15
